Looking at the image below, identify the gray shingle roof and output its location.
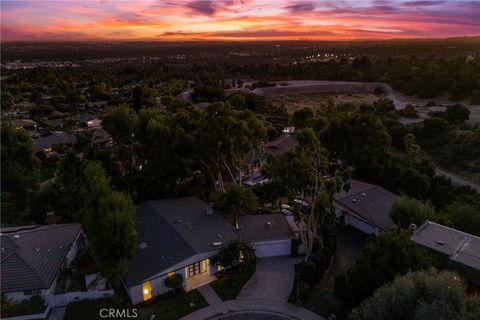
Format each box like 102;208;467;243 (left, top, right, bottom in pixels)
334;180;397;231
33;131;77;152
123;197;237;287
265;134;298;157
237;214;293;242
0;224;82;293
411;220;480;271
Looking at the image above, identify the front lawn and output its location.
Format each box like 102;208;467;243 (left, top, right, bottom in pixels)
144;289;208;320
64;297;129;320
210;271;252;301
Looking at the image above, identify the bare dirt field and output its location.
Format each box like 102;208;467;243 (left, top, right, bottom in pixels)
267;93;379;113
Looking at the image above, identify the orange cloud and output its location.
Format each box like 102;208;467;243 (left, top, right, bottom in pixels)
1;0;479;41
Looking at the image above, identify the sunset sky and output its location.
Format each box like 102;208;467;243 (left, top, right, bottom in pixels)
1;0;479;41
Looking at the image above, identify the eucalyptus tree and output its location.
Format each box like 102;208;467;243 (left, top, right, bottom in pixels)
196;102;267;192
263;128;352;258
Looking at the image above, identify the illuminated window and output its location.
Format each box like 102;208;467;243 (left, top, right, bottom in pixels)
142;281;152;301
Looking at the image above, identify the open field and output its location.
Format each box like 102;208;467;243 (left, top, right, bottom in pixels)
267;93;379;113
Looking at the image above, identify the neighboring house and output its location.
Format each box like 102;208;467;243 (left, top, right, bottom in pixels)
93;128;113;147
123;197;294;304
48;111;64;128
243;171;269;188
242;132;298;187
411;220;480;286
0;224;84;305
334;180;397;235
90;101;108;110
74;113;100;128
11;118;38;133
33;131;77;153
264;133;298;157
237;214;293;257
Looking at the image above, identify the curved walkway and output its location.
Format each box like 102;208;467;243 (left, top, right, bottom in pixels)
182;257;323;320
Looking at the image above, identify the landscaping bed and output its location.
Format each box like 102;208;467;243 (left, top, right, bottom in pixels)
211;271;252;301
1;296;47;318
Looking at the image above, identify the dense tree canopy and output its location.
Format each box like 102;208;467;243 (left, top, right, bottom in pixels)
1;125;40;224
338;230;435;306
390;196;436;228
350;269;480;320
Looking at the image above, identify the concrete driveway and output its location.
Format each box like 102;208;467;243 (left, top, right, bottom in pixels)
238;256;301;302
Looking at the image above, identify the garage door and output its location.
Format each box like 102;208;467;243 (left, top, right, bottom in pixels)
347;215;378;235
254;239;291;257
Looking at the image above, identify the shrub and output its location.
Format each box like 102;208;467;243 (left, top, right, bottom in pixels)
164;273;183;293
1;295;46;318
390;196;436;228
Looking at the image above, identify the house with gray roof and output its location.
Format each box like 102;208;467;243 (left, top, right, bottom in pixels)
0;224;83;304
265;133;298;157
11;118;38;134
411;220;480;286
33;131;77;153
124;197;294;304
237;214;293;257
334;180;397;235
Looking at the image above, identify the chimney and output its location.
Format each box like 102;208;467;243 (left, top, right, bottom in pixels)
47;211;56;225
408;223;417;235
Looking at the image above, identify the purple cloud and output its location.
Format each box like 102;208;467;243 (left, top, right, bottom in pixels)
284;2;315;13
403;1;445;7
186;0;216;15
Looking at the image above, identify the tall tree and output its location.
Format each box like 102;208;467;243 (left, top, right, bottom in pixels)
322;110;391;178
82;162;136;286
196;102;267;191
216;186;258;223
263;128;351;258
1;125;40;224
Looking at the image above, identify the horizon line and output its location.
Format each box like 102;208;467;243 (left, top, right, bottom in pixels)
2;35;480;43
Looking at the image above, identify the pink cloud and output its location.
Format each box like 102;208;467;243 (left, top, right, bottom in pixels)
1;0;479;41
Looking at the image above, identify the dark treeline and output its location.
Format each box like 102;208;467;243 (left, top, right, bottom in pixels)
2;37;480;62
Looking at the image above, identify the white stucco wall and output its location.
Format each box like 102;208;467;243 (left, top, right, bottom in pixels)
127;251;216;305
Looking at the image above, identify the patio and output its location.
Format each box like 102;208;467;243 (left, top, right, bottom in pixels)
186;273;217;291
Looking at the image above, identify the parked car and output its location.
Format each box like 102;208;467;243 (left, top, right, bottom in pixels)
294;198;310;208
